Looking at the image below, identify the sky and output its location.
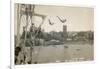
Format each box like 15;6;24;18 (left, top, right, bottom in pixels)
14;4;94;35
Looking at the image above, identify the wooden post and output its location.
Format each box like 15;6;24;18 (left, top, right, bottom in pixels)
16;4;22;47
30;5;35;64
16;4;20;47
30;15;33;64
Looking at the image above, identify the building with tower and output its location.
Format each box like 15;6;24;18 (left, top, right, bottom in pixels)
63;25;67;41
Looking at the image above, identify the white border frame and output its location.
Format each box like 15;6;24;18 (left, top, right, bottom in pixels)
11;0;95;69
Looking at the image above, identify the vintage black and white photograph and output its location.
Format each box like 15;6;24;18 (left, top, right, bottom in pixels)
14;3;94;65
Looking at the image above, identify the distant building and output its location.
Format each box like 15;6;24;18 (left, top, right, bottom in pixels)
63;25;67;33
63;25;67;41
